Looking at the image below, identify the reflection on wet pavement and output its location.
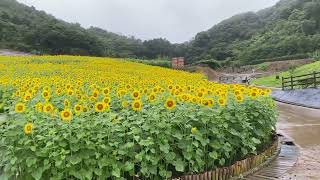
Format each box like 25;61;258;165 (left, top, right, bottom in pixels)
277;102;320;148
277;102;320;179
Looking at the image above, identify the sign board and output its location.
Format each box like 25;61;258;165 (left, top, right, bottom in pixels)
172;57;184;69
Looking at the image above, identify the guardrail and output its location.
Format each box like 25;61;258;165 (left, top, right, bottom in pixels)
282;71;320;90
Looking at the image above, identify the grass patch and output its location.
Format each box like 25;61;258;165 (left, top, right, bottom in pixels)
128;59;171;68
253;60;320;87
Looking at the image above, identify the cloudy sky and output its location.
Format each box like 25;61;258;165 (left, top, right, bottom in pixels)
17;0;278;43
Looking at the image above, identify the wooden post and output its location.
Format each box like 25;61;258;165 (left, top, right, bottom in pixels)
314;71;317;88
282;77;284;90
290;76;293;90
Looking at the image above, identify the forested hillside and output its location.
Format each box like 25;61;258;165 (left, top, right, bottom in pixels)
0;0;104;56
1;0;320;65
186;0;320;64
0;0;183;59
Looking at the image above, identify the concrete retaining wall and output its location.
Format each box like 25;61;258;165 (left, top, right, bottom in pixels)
271;88;320;109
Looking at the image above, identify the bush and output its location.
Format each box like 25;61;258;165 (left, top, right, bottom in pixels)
193;59;222;69
311;50;320;60
128;59;172;68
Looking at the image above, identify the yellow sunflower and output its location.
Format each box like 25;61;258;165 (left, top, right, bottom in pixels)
218;98;226;106
42;90;51;99
60;109;72;122
23;93;32;102
250;91;258;99
65;84;72;89
202;98;214;107
197;92;204;98
143;89;149;94
43;86;51;91
92;90;99;98
105;103;110;111
207;98;214;107
74;104;83;113
180;94;189;101
15;103;26;113
233;90;241;96
191;127;197;134
64;99;70;108
55;88;63;96
125;84;131;90
131;90;140;99
66;90;74;96
83;106;88;112
164;98;176;110
132;100;142;111
89;96;97;102
148;93;156;102
43;103;54;113
95;102;106;112
260;90;267;97
236;95;244;103
35;102;43;112
121;100;129;108
24;123;33;135
103;97;111;104
14;90;21;97
191;96;198;104
103;87;110;95
117;90;127;98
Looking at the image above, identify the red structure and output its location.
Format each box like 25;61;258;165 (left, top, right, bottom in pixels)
171;57;184;69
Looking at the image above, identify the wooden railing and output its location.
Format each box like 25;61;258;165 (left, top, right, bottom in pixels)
282;71;320;90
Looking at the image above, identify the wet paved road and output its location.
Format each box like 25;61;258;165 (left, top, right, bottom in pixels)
276;102;320;180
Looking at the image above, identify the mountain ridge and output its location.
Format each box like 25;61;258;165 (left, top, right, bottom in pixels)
1;0;319;65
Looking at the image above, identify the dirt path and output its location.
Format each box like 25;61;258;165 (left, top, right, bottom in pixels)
276;102;320;179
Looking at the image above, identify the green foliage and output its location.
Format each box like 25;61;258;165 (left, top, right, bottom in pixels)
0;0;185;60
256;63;268;71
1;0;319;66
248;54;310;65
193;59;222;69
0;95;277;179
311;50;320;60
193;59;237;70
186;0;320;65
253;60;320;87
288;65;297;76
128;59;172;68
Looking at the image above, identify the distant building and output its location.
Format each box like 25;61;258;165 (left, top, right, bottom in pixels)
172;57;184;69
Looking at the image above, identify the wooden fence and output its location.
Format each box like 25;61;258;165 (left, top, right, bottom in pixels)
172;137;280;180
282;71;320;90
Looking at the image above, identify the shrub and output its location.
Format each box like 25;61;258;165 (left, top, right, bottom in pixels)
193;59;222;69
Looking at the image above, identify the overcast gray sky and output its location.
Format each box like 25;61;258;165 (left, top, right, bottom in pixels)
17;0;278;43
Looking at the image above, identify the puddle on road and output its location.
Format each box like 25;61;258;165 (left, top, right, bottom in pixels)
277;102;320;179
277;102;320;148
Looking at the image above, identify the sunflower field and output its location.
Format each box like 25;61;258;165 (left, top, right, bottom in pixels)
0;55;277;180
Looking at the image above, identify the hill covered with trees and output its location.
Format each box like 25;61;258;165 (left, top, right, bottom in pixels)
185;0;320;65
0;0;183;59
0;0;320;65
